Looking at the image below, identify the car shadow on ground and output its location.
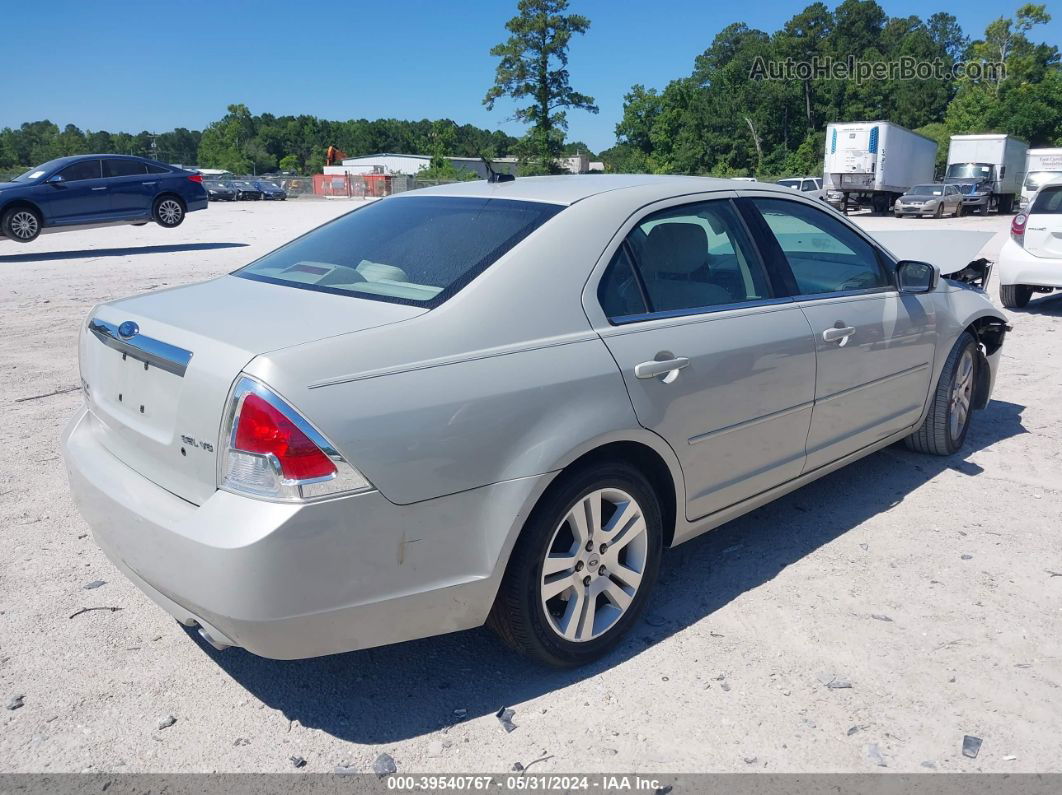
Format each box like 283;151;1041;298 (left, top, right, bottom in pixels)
0;242;247;264
1017;292;1062;316
187;399;1027;744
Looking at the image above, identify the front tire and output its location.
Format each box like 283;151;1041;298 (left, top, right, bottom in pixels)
489;462;663;667
154;196;184;228
904;333;978;456
1000;284;1033;308
1;206;42;243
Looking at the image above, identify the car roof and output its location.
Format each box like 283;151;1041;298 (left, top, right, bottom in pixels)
398;174;795;206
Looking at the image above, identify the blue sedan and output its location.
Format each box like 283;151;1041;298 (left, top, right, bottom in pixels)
0;155;208;243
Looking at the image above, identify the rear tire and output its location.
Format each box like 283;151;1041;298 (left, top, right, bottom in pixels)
153;196;184;228
904;333;978;456
955;203;964;217
1000;284;1033;308
488;462;663;667
1;206;42;243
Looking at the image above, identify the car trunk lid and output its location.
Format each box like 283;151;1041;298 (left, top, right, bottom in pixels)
80;275;425;505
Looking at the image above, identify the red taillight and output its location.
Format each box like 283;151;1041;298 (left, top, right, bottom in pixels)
234;393;336;480
188;174;203;183
1011;212;1027;245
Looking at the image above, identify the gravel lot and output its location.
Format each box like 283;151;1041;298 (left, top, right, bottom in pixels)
1;198;1059;774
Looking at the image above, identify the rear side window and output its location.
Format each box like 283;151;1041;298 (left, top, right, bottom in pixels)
598;199;771;320
145;163;169;174
236;196;563;307
103;159;147;177
751;198;890;295
57;160;102;182
1031;186;1062;214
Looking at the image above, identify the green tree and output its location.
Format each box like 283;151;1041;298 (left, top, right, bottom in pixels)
484;0;598;171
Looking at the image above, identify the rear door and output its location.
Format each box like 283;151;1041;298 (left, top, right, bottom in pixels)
744;195;937;471
46;159;107;224
587;195;818;521
1025;185;1062;257
103;158;152;218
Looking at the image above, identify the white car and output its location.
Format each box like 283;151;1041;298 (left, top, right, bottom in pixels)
778;177;826;201
998;183;1062;308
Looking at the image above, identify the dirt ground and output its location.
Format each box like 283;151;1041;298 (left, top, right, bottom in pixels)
1;198;1059;774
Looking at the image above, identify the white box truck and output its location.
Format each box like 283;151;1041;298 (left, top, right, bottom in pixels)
823;121;937;214
944;134;1028;214
1019;148;1062;210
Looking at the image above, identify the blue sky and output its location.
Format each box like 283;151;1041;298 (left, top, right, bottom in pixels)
4;0;1057;153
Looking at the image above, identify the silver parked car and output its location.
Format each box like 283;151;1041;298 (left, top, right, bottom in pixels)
63;175;1008;667
895;183;965;218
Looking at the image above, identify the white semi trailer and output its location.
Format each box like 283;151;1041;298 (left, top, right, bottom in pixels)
823;121;937;214
1019;148;1062;210
945;134;1028;215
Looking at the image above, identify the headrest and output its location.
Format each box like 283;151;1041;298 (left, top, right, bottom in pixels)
645;223;708;275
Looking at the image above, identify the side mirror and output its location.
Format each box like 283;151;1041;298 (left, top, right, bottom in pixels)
46;174;64;185
897;260;938;293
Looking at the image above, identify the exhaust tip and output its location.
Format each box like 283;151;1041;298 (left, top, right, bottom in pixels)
198;626;232;651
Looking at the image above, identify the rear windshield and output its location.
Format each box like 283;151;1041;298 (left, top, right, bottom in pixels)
236;195;563;306
1031;186;1062;214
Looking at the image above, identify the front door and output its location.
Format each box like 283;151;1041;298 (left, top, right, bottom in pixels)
46;159;107;224
747;196;937;471
591;196;818;521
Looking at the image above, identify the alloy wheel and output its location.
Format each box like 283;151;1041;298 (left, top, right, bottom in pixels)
949;348;974;441
10;210;39;240
158;200;182;225
540;488;648;642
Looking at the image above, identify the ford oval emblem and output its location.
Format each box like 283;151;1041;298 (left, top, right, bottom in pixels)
117;321;139;339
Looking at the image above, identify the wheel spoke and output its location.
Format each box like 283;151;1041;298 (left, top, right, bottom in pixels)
541;573;575;601
603;579;633;611
610;562;643;591
567;492;601;546
558;587;587;641
601;499;639;541
542;552;578;576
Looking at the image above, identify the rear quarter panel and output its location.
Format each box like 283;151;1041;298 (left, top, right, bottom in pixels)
247;336;644;505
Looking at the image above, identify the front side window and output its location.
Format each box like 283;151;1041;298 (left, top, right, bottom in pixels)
57;160;102;182
237;195;563;307
1031;186;1062;214
103;159;148;178
752;197;890;295
598;199;771;320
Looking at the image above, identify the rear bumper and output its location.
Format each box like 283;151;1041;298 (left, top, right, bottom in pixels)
62;406;548;659
186;196;208;212
997;238;1062;288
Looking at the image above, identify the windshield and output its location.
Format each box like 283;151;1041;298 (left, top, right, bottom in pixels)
1025;171;1062;190
777;179;801;190
11;160;63;182
909;185;943;196
236;195;563;307
946;163;994;180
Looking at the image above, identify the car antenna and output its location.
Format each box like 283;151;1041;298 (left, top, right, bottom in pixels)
481;155;515;183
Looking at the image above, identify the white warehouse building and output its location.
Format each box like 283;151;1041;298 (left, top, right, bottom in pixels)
325;153;519;179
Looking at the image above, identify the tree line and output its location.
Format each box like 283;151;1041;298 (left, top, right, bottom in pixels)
600;1;1060;177
0;110;521;175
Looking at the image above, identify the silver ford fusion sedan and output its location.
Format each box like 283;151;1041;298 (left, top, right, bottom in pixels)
63;175;1008;667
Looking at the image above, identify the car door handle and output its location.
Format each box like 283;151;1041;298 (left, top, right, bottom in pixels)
90;186;107;191
635;357;690;381
822;326;856;346
141;181;157;186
